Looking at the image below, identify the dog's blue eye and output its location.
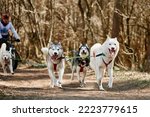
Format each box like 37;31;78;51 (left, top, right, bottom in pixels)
57;49;59;51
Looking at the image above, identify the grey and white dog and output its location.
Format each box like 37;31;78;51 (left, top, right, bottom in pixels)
71;44;90;87
41;42;65;88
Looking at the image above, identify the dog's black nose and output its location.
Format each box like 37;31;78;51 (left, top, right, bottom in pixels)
54;52;57;55
111;47;115;50
82;50;86;54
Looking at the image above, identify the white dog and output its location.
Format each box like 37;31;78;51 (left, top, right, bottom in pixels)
0;43;14;75
90;36;119;90
41;42;65;88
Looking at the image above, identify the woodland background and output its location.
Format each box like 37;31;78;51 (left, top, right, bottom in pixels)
0;0;150;72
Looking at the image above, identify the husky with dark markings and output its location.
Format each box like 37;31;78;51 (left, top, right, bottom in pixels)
41;42;65;88
90;36;119;90
71;44;90;87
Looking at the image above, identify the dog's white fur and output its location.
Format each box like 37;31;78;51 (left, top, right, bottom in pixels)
41;42;65;88
0;43;14;75
90;36;119;90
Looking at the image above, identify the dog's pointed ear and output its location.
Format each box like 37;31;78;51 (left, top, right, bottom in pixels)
85;44;89;48
58;42;61;45
79;44;82;48
106;35;111;40
114;37;117;40
48;42;53;48
50;42;54;45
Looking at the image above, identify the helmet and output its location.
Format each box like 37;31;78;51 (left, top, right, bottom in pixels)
2;14;9;20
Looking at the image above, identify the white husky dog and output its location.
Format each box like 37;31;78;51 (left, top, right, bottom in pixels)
90;36;119;90
41;42;65;88
0;43;14;75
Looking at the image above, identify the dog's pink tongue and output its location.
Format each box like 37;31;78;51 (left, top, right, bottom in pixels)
51;55;58;60
109;49;115;56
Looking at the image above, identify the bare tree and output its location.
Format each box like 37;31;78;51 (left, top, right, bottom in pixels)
111;0;124;38
0;0;149;71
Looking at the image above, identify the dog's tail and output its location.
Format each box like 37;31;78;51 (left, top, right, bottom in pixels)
0;43;7;52
41;47;49;56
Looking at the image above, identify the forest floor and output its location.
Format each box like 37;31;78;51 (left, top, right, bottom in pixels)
0;65;150;100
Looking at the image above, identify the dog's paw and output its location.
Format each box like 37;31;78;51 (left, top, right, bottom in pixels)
99;86;105;91
80;84;84;88
50;84;55;88
80;82;86;87
11;72;14;75
57;81;62;88
58;84;62;88
108;84;113;88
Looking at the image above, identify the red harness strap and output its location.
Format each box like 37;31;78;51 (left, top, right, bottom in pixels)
79;65;84;72
102;58;112;67
53;64;57;72
53;64;58;79
50;56;64;72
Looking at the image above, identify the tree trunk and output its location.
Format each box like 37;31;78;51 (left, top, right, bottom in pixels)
145;48;150;72
143;22;150;72
78;0;86;38
111;0;124;38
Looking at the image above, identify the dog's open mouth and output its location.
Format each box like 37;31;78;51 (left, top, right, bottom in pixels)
4;60;10;66
51;55;59;60
4;58;9;62
109;48;116;55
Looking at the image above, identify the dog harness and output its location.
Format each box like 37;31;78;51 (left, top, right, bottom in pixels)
50;56;65;72
102;58;112;67
78;57;90;72
95;52;112;67
53;64;57;71
96;53;105;57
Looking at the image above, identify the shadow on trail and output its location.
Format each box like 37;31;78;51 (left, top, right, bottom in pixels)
0;74;48;81
106;79;150;91
0;68;48;81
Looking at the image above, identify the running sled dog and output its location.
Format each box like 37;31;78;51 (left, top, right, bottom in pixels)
90;36;119;90
41;42;65;88
71;44;90;87
0;43;14;75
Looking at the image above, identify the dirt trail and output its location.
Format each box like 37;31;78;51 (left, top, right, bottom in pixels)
0;67;150;100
